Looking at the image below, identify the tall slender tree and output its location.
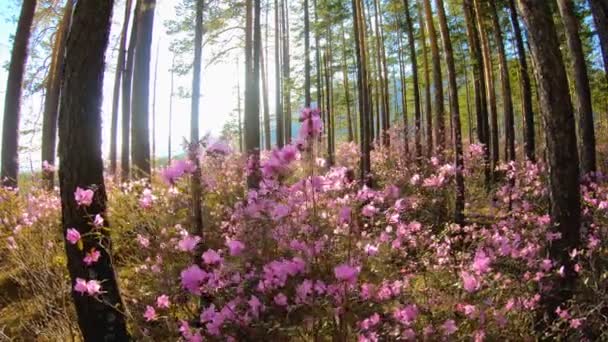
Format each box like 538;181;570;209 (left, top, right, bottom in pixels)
281;0;292;141
245;0;262;188
131;0;156;178
516;0;581;325
1;0;37;188
557;0;597;176
403;0;421;161
122;1;139;181
423;0;445;154
41;0;73;189
417;0;432;156
304;0;312;106
508;0;535;161
353;0;371;183
57;0;130;338
435;0;465;224
588;0;608;76
191;0;205;238
341;23;354;143
275;0;284;148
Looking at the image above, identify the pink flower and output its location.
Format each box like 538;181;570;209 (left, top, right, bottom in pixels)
570;318;583;329
298;108;323;140
137;234;150;248
93;214;104;227
334;264;359;283
181;265;207;294
202;249;222;265
472;249;491;274
362;204;379;217
339;207;352;224
226;240;245;256
66;228;81;245
393;304;418;325
74;278;101;296
461;271;480;293
144;305;157;321
74;278;88;294
156;294;171;309
139;188;156;208
83;249;101;265
274;292;288;306
178;235;201;252
207;141;232;155
441;319;458;336
74;187;94;207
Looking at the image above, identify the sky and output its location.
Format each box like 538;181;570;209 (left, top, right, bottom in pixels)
0;0;265;171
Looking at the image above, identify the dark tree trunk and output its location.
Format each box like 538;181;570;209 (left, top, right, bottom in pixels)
275;0;284;148
353;0;371;183
403;0;421;161
517;0;581;326
423;0;445;154
41;0;73;189
109;0;132;176
435;0;465;224
191;0;204;238
122;2;139;181
341;23;354;143
417;0;432;156
373;0;390;146
463;0;491;185
508;0;535;162
260;44;271;150
489;0;515;163
245;0;262;188
57;0;130;339
1;0;36;188
588;0;608;76
131;0;156;178
281;0;292;142
304;0;311;106
557;0;597;176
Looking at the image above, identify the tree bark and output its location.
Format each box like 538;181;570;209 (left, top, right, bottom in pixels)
403;0;421;161
489;0;515;163
304;0;311;107
516;0;581;326
281;0;292;142
191;0;204;238
508;0;535;162
245;0;262;188
435;0;465;224
557;0;597;176
275;0;284;148
122;1;139;181
1;0;36;188
353;0;371;183
260;44;271;150
423;0;445;154
417;0;432;156
57;0;130;339
341;23;354;143
131;0;156;178
41;0;73;189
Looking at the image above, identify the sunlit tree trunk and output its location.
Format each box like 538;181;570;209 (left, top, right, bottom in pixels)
281;0;292;142
168;54;175;163
275;0;284;148
190;0;204;238
1;0;36;188
260;44;271;150
517;0;581;327
304;0;311;106
353;0;371;183
122;1;139;181
557;0;597;176
403;0;421;161
151;42;159;172
341;23;354;143
42;0;73;189
245;0;262;188
57;0;130;338
417;0;432;156
397;36;409;156
508;0;535;162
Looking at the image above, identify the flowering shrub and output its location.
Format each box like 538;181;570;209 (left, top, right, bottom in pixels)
1;108;608;340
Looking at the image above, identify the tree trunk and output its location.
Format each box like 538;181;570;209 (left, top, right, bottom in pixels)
275;0;284;148
168;55;175;163
41;0;73;189
245;0;262;188
122;2;139;181
373;0;390;146
1;0;36;188
588;0;608;76
304;0;311;107
403;0;421;161
423;0;445;155
417;0;432;156
353;0;371;183
57;0;130;339
516;0;581;326
463;0;491;185
131;0;156;178
191;0;204;238
489;0;515;163
557;0;597;176
260;45;271;150
474;0;498;172
508;0;535;162
341;23;354;143
398;36;409;156
281;0;292;142
435;0;465;224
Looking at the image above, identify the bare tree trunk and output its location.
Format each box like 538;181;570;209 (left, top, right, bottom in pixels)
403;0;421;161
435;0;465;224
398;36;409;156
275;0;284;148
260;45;271;150
122;1;139;181
281;0;292;142
1;0;36;188
489;0;515;163
341;23;354;143
304;0;311;106
353;0;371;183
190;0;204;238
557;0;597;176
517;0;581;327
42;0;73;189
245;0;262;188
373;0;390;146
508;0;535;162
57;0;130;339
131;0;156;178
417;0;432;156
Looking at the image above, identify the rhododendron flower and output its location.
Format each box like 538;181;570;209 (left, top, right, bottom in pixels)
156;294;170;308
472;249;491;274
570;318;583;329
74;278;101;296
334;264;359;283
139;188;156;208
178;235;201;252
248;295;262;318
202;249;222;264
441;319;458;336
226;239;245;256
137;234;150;248
66;228;81;245
144;305;157;321
393;304;418;325
74;187;94;207
83;249;101;265
93;214;104;227
298;108;323;140
207;140;232;155
161;159;197;185
181;265;207;294
361;204;379;217
339;206;352;224
6;236;17;250
274;292;288;306
364;244;379;256
461;271;480;293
